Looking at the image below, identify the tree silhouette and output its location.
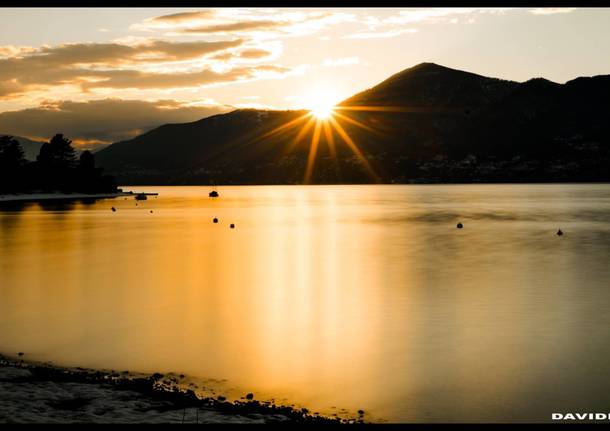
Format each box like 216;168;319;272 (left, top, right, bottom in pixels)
79;150;95;170
0;135;25;169
0;136;27;193
37;133;77;169
1;133;117;194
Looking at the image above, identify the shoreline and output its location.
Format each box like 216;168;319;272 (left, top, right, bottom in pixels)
0;191;148;203
0;354;350;424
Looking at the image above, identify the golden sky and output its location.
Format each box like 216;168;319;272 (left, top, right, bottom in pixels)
0;7;608;147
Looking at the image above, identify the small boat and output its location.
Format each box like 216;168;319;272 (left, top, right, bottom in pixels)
209;190;219;198
135;193;148;201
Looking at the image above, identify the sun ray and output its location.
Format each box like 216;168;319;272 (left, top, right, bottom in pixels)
323;120;342;182
333;111;377;133
322;120;336;159
258;112;311;141
283;115;316;155
329;116;380;183
336;105;457;114
304;119;323;184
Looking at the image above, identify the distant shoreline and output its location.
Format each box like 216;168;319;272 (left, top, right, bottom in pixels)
118;182;610;186
0;191;137;203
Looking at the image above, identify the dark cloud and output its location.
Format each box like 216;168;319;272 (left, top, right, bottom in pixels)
0;38;295;97
79;64;291;91
209;51;234;61
1;39;242;69
142;9;345;36
182;20;284;35
0;98;230;148
238;48;273;59
0;80;22;97
151;10;215;23
142;39;243;60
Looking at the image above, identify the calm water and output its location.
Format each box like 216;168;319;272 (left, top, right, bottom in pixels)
2;184;610;422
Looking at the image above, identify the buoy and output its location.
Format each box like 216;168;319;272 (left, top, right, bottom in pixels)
111;207;116;212
209;191;219;198
457;222;463;229
150;210;153;213
230;223;235;229
213;218;218;223
246;393;254;400
557;229;563;236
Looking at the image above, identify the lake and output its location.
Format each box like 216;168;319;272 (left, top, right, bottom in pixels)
1;184;610;422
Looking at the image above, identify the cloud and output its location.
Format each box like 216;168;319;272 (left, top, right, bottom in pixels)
529;8;577;15
322;57;360;67
382;8;482;26
0;80;22;97
12;39;244;67
237;48;273;59
0;38;295;98
135;9;356;39
150;10;215;23
341;8;514;39
182;20;284;35
0;98;230;149
78;64;293;92
342;29;418;39
0;45;37;58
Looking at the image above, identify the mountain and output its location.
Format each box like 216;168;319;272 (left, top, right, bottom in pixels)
1;135;44;161
95;63;610;184
341;62;518;109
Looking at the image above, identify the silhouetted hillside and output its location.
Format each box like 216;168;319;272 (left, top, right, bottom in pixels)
0;135;44;161
95;63;610;184
341;62;518;109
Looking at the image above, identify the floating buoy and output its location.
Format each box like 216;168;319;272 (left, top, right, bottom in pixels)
457;222;463;229
17;352;24;357
246;393;254;400
150;210;153;213
111;207;116;212
557;229;563;236
209;191;219;198
213;217;218;223
230;223;235;229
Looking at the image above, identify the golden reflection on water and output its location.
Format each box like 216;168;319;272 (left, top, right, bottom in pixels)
2;185;610;422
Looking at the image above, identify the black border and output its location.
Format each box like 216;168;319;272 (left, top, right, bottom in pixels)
1;0;610;7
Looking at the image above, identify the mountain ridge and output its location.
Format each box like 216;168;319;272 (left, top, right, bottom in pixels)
95;62;610;184
0;135;45;161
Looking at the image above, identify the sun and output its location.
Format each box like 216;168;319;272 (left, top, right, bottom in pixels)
310;102;335;119
302;87;340;120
